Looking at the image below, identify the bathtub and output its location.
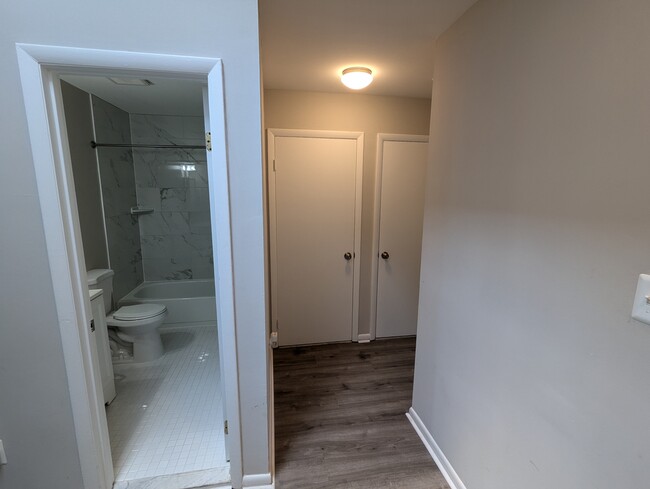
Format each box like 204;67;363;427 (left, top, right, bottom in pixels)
119;279;216;325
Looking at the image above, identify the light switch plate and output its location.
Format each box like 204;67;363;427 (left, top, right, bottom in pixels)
631;274;650;324
0;439;7;465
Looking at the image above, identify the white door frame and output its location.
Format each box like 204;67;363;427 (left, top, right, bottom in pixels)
267;128;364;343
370;133;429;340
16;44;243;488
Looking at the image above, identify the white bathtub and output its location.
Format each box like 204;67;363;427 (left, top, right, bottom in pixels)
119;279;217;325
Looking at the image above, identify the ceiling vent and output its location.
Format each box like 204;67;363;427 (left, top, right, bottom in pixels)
107;77;154;86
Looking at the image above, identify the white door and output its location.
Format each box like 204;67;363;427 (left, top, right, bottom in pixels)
269;130;363;346
375;135;428;338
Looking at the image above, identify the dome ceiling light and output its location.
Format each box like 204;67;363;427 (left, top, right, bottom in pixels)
340;67;373;90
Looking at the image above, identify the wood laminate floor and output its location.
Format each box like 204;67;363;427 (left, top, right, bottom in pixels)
274;338;450;489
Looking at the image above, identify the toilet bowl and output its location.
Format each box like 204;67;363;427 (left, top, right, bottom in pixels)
87;269;169;364
107;303;168;363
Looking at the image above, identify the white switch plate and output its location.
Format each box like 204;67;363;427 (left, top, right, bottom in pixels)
631;274;650;324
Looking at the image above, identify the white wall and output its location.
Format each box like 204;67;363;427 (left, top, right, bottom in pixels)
264;90;431;337
0;1;269;488
413;0;650;488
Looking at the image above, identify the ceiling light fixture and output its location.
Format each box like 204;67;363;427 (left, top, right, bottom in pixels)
340;67;373;90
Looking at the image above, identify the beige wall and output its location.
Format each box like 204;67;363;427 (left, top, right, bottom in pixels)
264;89;431;336
413;0;650;488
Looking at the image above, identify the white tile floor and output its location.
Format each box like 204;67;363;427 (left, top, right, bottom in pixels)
106;324;228;482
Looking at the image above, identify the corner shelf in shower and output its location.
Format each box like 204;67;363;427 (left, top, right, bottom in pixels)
130;206;154;216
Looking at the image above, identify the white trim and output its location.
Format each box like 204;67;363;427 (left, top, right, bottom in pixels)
406;407;467;489
15;43;243;489
17;43;215;78
242;473;274;488
267;128;364;344
357;333;371;343
204;68;244;486
370;133;429;340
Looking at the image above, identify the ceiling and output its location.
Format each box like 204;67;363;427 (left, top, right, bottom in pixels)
61;75;205;116
61;1;478;114
260;0;478;99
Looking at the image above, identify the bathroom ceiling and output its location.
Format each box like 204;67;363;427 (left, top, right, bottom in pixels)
260;0;479;99
60;75;205;116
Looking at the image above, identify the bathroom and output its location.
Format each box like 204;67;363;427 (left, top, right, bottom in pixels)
60;75;228;488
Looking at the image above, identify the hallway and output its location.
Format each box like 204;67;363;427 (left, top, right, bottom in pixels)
274;338;449;488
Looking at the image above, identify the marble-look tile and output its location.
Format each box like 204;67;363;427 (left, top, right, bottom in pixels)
136;187;162;212
98;148;136;188
159;188;188;212
182;117;206;142
133;152;208;189
129;114;213;282
105;214;142;301
189;212;211;235
139;212;190;237
93;96;132;144
191;256;214;280
159;187;209;212
143;257;193;281
140;235;173;259
185;188;210;212
114;261;143;303
101;186;138;218
130;114;205;146
92;95;143;297
171;234;212;259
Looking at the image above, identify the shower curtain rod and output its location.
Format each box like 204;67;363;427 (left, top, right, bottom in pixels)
90;141;206;150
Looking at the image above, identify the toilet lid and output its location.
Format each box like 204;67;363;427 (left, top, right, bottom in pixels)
113;304;167;321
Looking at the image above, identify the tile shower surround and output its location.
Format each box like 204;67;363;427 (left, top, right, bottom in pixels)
92;96;144;302
131;115;214;282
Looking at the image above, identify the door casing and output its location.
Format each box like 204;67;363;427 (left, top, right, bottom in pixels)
16;43;244;489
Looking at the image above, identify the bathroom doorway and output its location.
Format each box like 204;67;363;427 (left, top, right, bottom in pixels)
16;45;242;489
58;73;229;488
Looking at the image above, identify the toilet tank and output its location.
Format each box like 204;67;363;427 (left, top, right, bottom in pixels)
87;269;114;314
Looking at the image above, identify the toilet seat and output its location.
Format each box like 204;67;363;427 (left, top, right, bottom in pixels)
113;304;167;321
106;304;168;331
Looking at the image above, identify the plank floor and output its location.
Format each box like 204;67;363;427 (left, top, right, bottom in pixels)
273;338;450;489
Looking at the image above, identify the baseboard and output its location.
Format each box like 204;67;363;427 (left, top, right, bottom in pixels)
241;473;274;488
357;333;371;343
406;407;467;489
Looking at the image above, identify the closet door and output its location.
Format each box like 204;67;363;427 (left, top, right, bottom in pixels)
269;130;363;346
375;135;428;338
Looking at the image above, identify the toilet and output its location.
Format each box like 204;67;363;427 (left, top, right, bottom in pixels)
87;269;168;363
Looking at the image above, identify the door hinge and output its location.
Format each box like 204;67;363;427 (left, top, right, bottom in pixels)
205;132;212;152
90;319;95;333
224;420;228;435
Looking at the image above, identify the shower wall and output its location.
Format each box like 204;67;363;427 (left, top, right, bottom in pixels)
92;96;144;302
131;115;214;281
